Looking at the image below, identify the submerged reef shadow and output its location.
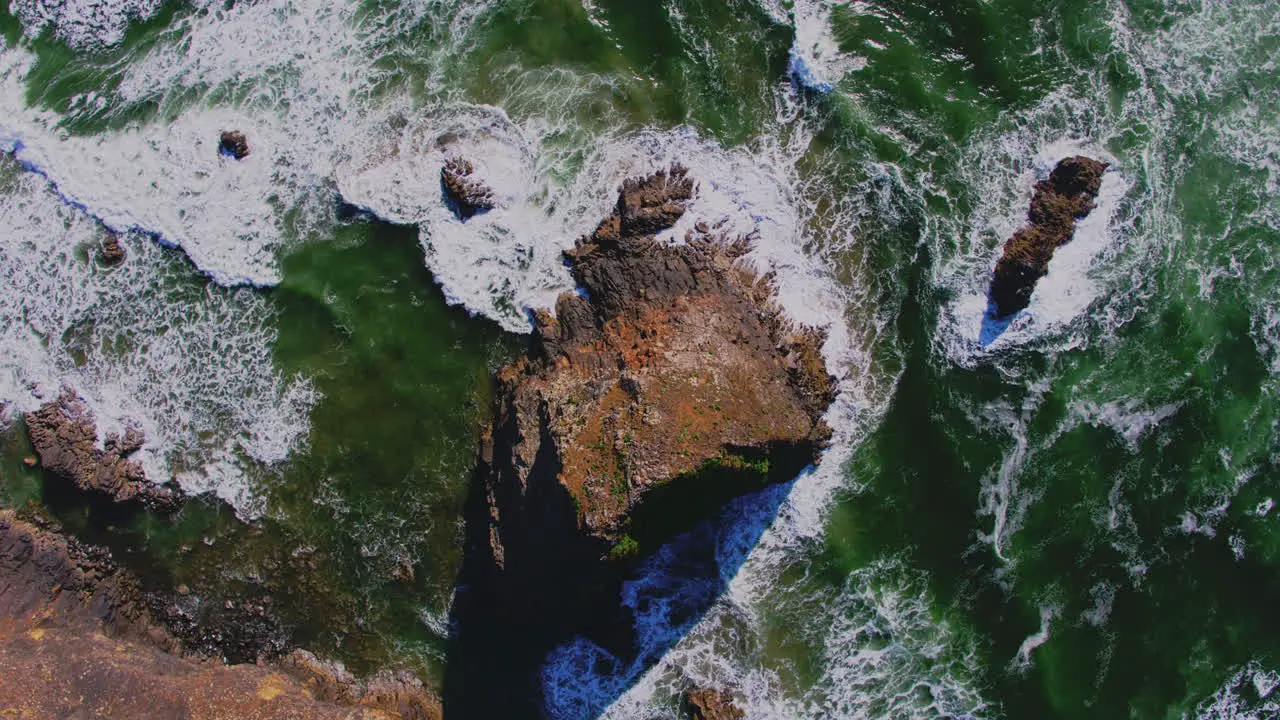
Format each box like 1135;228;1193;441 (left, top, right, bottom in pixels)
443;454;798;719
979;298;1016;347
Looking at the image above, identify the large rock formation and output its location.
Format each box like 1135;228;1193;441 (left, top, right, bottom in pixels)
440;157;495;220
446;166;835;716
25;389;181;512
0;511;442;719
480;165;833;553
990;155;1109;317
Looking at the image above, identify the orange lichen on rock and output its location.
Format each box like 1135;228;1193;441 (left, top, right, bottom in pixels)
478;164;836;552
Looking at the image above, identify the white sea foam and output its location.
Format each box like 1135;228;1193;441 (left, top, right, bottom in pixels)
1197;661;1280;720
9;0;170;48
0;158;317;514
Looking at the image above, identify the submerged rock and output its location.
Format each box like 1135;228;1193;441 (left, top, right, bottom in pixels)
0;511;442;719
100;234;126;265
682;688;746;720
990;155;1109;317
440;157;495;220
448;165;836;715
24;388;181;512
219;130;250;160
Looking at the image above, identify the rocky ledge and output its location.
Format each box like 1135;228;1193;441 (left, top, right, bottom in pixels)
25;389;182;512
0;511;442;719
447;166;835;715
989;155;1109;317
682;688;746;720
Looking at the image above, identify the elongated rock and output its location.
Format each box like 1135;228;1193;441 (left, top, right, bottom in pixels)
990;155;1109;317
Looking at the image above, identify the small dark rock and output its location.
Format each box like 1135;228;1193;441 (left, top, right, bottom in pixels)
440;157;495;220
100;235;126;265
218;131;250;160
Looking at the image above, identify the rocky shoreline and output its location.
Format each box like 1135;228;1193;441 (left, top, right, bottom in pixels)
25;389;183;513
1;164;834;719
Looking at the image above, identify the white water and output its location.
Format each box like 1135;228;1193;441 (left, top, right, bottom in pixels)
0;159;317;512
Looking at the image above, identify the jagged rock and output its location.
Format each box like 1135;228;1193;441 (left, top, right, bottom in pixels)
440;157;495;220
100;234;126;265
24;388;181;512
0;511;442;720
990;155;1109;317
447;165;836;716
219;130;251;160
682;688;746;720
482;164;833;549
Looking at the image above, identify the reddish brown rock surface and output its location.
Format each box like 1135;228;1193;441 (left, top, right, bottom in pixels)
990;155;1109;317
480;164;834;553
446;166;835;717
0;511;441;720
682;688;746;720
24;388;181;512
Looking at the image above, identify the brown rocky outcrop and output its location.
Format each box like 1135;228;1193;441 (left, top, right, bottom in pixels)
480;164;834;552
446;166;835;716
24;388;181;512
0;511;442;720
440;157;495;220
682;688;745;720
990;155;1109;317
219;130;250;160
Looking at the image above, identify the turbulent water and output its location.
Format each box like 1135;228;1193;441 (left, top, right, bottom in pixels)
1;0;1278;717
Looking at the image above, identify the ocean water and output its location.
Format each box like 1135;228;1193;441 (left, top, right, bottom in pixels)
1;0;1278;717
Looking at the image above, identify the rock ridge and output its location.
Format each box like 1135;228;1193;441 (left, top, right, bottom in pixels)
990;155;1109;317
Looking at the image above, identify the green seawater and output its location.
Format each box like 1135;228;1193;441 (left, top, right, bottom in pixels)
2;0;1279;717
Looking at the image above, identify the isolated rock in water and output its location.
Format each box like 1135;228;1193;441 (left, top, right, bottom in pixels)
990;155;1109;317
0;511;441;720
440;157;496;220
100;234;126;265
24;389;181;512
683;688;746;720
448;165;836;715
218;130;250;159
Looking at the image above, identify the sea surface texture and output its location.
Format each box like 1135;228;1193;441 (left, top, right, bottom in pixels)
1;0;1278;717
